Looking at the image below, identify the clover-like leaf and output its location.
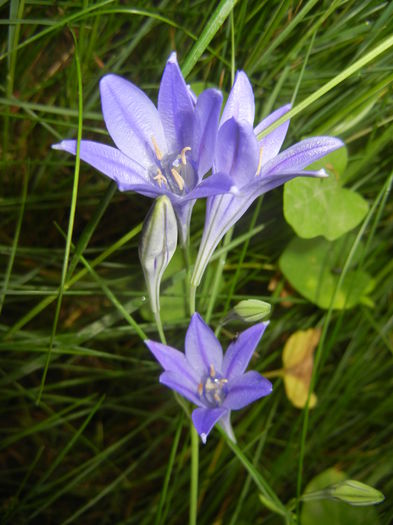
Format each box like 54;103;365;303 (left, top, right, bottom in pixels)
284;148;369;241
279;236;374;310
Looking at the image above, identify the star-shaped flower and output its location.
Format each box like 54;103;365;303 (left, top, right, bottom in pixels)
145;313;272;443
191;71;345;287
53;53;231;244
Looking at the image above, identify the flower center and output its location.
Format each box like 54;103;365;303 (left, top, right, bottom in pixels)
150;137;195;196
198;364;228;407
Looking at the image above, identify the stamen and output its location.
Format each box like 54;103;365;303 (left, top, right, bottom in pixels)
154;168;168;187
180;146;191;165
171;168;185;190
198;383;203;396
151;136;163;161
209;364;215;377
255;146;263;176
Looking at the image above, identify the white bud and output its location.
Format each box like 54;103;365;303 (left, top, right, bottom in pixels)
139;196;177;313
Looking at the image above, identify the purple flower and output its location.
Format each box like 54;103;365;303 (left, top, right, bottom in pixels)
191;71;345;287
145;313;272;443
52;53;231;244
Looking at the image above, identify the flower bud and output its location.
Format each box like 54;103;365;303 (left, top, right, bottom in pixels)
327;480;385;507
139;196;177;314
226;299;271;324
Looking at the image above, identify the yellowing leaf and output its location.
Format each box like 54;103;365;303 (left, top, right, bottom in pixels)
282;328;321;409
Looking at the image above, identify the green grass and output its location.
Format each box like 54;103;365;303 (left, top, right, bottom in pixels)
1;1;392;524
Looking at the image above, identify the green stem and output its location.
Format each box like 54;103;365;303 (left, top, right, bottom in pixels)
189;423;199;525
154;310;167;345
190;284;197;316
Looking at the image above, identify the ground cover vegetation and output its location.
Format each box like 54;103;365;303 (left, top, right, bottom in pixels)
1;1;392;524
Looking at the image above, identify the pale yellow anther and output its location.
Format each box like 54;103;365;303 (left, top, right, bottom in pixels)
151;136;163;161
209;364;215;377
171;168;185;191
255;146;263;176
154;168;168;187
198;383;203;396
180;146;191;165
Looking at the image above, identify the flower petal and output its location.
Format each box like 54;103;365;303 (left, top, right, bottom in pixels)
217;410;236;442
262;137;344;176
191;192;256;287
214;119;259;188
224;371;273;410
158;52;195;153
99;74;166;168
185;313;223;376
52;139;148;188
222;323;269;380
254;104;291;163
145;340;199;384
192;407;227;443
181;172;233;201
246;168;327;197
192;88;223;177
159;371;202;406
221;71;255;126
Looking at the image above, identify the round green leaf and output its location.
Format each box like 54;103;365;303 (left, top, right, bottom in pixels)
279;236;374;310
284;148;369;240
301;468;380;525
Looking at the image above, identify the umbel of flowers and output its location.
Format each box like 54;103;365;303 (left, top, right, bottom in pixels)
53;53;343;442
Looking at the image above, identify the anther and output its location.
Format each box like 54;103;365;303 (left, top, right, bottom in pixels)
180;146;191;165
151;136;163;161
209;364;215;377
255;146;263;176
154;168;168;187
198;383;203;396
171;168;185;191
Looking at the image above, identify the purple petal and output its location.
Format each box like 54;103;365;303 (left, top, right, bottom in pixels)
158;52;195;153
223;371;272;410
222;323;269;380
192;407;227;443
185;313;223;377
221;71;255;126
191;192;256;287
262;137;344;176
181;172;233;201
52;139;148;189
99;74;166;168
254;104;291;163
217;410;236;442
214;119;259;188
159;371;202;406
192;88;223;177
145;340;199;384
247;168;327;197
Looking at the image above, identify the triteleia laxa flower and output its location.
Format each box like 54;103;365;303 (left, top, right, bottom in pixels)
191;71;345;287
52;53;232;244
145;313;272;443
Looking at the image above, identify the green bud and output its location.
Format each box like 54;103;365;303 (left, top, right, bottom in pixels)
328;480;385;507
139;196;177;314
226;299;271;324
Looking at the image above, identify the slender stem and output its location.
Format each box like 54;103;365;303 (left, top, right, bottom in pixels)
154;310;167;344
189;423;199;525
189;284;197;316
182;241;192;317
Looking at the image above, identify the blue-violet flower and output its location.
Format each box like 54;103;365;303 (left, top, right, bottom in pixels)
191;71;345;287
53;53;231;244
145;313;272;443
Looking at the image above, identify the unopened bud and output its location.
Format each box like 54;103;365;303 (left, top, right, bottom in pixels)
226;299;271;324
139;196;177;313
328;480;385;507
